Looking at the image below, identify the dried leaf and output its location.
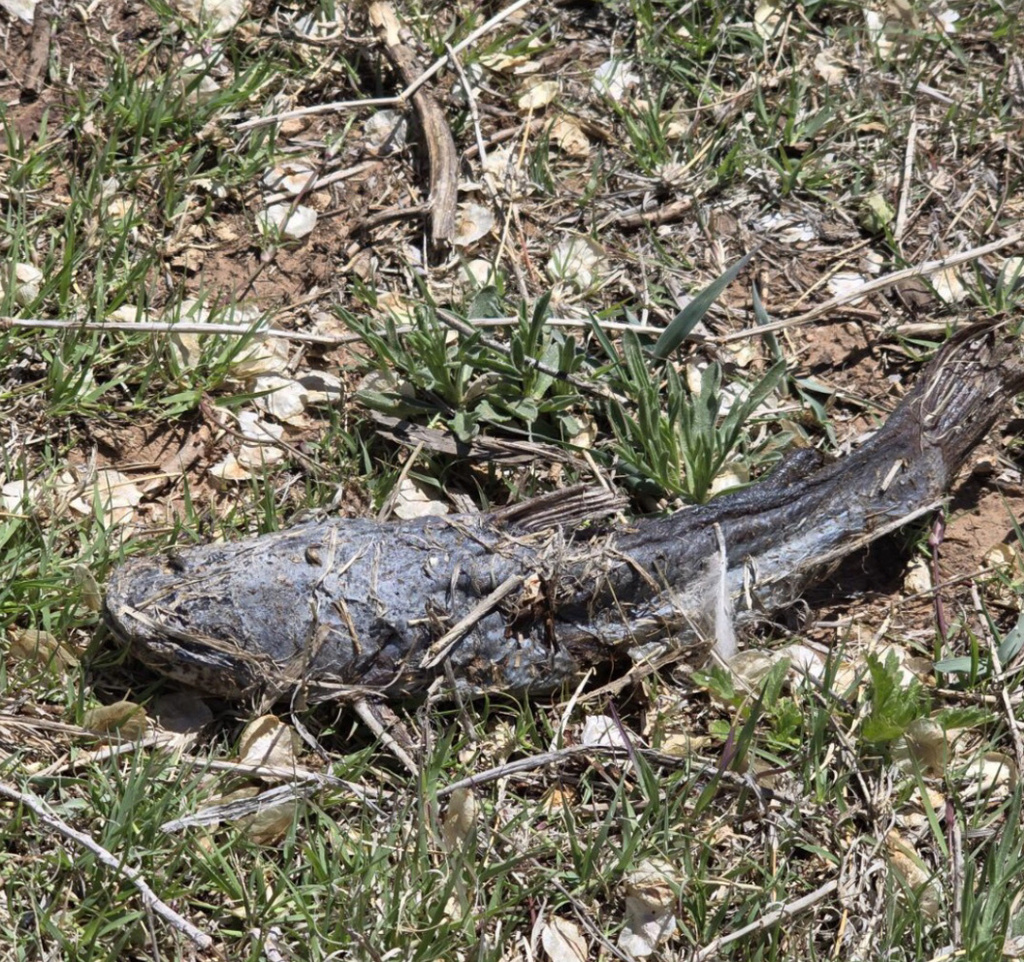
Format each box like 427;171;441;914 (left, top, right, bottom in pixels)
539;785;576;815
297;370;344;407
259;203;318;240
591;60;639;100
441;788;479;851
931;267;967;304
885;830;940;920
236;411;286;469
581;714;632;749
74;565;103;613
827;271;869;303
238;715;301;771
898;717;948;775
754;212;816;244
619;859;680;957
813;50;846;84
858;193;895;233
8;628;78;672
548;118;589;157
172;0;248;34
903;558;932;594
363;110;408;152
541;917;587;962
0;263;44;306
252;374;309;425
479;51;530;72
242;801;299;846
82;701;148;741
779;643;825;682
753;0;783;39
547;236;607;291
455;203;496;247
0;0;38;22
1;480;35;513
263;162;317;197
518;79;559;111
985;543;1019;570
962;751;1018;798
69;469;143;526
208;452;252;483
229;337;291;379
393;478;449;519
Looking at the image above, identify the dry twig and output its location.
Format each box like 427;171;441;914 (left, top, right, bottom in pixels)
368;2;457;244
720;233;1023;342
0;779;215;952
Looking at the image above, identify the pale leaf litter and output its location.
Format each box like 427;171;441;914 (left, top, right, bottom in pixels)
2;294;340;506
82;700;149;741
455;203;496;248
258;203;318;241
0;0;37;21
618;859;681;957
7;628;79;673
392;477;449;520
238;715;301;771
540;917;588;962
548;117;590;157
591;59;639;101
0;263;44;306
581;714;633;750
263;162;318;197
547;236;608;291
362;110;408;153
441;788;479;851
517;78;559;112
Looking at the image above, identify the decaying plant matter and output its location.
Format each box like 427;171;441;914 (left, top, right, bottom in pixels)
104;321;1024;702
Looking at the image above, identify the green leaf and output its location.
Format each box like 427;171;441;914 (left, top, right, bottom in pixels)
451;410;479;442
863;651;926;743
934;707;997;730
653;250;754;361
933;656;975;675
692;665;737;704
997;613;1024;665
468;284;503;318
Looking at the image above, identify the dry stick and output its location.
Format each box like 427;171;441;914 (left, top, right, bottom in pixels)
353;698;420;776
894;116;917;243
692;879;839;962
719;232;1023;343
0;314;342;344
369;1;458;245
21;1;53;97
0;314;673;346
264;160;377;205
446;42;489;168
419;574;524;669
0;779;215;952
236;0;535;132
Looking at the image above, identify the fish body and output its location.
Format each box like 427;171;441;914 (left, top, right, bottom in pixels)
104;322;1024;701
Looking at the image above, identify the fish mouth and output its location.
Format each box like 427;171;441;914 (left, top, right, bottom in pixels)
103;575;264;699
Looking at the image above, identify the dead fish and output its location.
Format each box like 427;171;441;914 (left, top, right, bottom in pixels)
104;320;1024;702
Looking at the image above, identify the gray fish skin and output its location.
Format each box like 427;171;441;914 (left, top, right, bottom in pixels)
104;321;1024;701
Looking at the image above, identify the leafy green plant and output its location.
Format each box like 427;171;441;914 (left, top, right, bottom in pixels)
863;651;927;744
935;612;1024;685
603;328;785;502
348;292;586;445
